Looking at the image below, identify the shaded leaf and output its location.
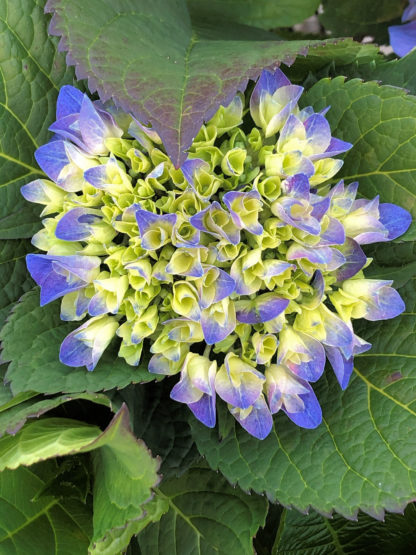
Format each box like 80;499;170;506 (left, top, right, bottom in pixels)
187;0;320;29
0;391;111;438
137;466;268;555
0;0;77;238
365;241;416;288
0;462;92;553
45;0;330;166
0;239;34;329
319;0;406;42
285;40;381;84
348;49;416;97
118;381;200;479
0;289;156;394
275;504;416;554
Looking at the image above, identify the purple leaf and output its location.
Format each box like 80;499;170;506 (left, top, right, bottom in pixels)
45;0;330;166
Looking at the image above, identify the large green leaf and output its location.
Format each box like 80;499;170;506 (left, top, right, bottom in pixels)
274;505;416;554
0;239;33;328
137;466;268;555
319;0;406;41
192;276;416;518
187;0;320;29
301;77;416;240
0;289;156;394
45;0;331;166
0;0;76;239
0;462;92;553
0;405;161;554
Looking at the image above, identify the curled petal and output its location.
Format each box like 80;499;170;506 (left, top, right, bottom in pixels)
235;294;289;324
229;395;273;440
215;353;264;409
59;315;118;371
26;253;100;306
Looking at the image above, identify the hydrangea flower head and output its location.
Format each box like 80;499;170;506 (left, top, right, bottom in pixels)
23;69;411;440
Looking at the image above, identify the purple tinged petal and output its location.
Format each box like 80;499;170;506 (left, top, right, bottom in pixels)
310;137;353;161
230;395;273;440
148;354;182;375
215;354;264;409
56;85;84;119
318;216;345;246
79;96;108;154
304;113;332;152
188;395;216;428
283;173;310;198
367;285;406;320
55;207;103;241
325;346;353;390
84;164;109;189
49;114;83;147
261;260;294;279
389;21;416;57
310;196;330;221
181;158;209;186
59;316;118;371
279;327;326;382
253;68;291;98
198;266;235;309
35;140;69;182
334;238;367;281
235;294;289;324
26;253;100;305
284;381;322;429
379;203;412;240
320;305;354;358
200;299;236;344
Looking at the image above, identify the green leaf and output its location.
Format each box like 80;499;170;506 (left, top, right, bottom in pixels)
187;0;320;29
301;77;416;232
0;289;156;394
0;0;77;239
0;391;111;438
348;50;416;97
45;0;330;166
0;405;161;554
319;0;406;41
0;462;92;553
191;275;416;518
117;381;200;479
92;497;168;555
0;239;34;329
137;466;268;555
285;40;382;84
365;242;416;288
274;505;416;554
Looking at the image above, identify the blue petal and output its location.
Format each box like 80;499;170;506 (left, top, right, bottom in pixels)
283;381;322;429
235;294;289;324
55;207;102;241
379;203;412;240
334;238;366;281
230;395;273;440
56;85;84;119
389;21;416;57
35;140;69;182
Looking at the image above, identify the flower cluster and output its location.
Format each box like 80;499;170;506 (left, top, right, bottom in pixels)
389;0;416;57
23;69;411;439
